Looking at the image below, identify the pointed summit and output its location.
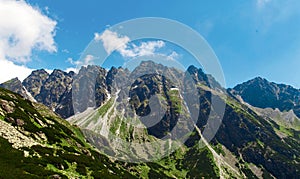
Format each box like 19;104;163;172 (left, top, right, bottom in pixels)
232;77;300;117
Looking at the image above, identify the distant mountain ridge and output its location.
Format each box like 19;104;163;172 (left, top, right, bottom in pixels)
231;77;300;118
1;61;223;119
3;66;300;120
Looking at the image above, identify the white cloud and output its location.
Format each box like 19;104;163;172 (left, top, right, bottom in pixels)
83;54;95;64
0;0;57;83
65;58;78;73
95;30;130;54
95;30;171;59
66;55;95;67
64;67;77;73
0;60;33;82
44;6;50;15
65;55;96;73
166;51;179;61
121;41;165;58
45;69;53;74
62;49;70;53
0;0;57;62
66;57;80;65
253;0;300;33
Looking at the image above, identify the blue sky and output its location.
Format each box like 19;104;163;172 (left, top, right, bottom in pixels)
0;0;300;88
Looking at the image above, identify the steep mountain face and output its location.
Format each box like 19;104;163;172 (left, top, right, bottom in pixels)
68;61;299;178
16;69;76;119
35;69;74;111
0;87;135;178
72;65;108;114
231;77;300;118
1;66;123;119
208;96;300;178
186;76;300;178
22;69;49;98
129;73;182;139
0;76;221;178
0;77;34;101
1;61;300;178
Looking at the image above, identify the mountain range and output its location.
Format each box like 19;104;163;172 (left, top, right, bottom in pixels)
0;61;299;178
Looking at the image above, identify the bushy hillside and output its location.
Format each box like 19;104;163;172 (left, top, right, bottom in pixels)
0;87;134;178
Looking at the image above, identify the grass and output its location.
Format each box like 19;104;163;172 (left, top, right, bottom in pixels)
212;143;226;156
98;97;114;117
0;137;64;178
257;139;265;148
119;120;128;137
135;165;151;178
181;146;219;178
226;97;262;126
109;115;121;135
275;124;300;140
168;89;183;114
0;88;137;178
47;163;82;179
79;97;114;128
276;125;294;137
148;144;219;178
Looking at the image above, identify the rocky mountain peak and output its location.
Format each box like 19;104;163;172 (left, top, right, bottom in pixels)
1;77;21;87
187;65;210;86
34;69;73;112
232;77;300;118
0;77;34;101
67;70;75;76
30;69;49;76
50;69;69;78
139;60;157;67
22;69;49;98
0;77;22;93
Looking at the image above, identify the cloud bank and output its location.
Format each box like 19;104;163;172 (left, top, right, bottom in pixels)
0;0;57;82
95;30;178;60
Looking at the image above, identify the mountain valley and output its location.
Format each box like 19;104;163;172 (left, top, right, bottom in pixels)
0;61;299;178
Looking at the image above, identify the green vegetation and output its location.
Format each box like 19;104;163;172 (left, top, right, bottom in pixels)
278;125;294;136
1;69;300;178
80;97;115;128
212;143;226;156
109;115;121;135
256;139;265;148
0;137;65;178
226;97;261;126
0;88;135;178
98;97;114;117
168;89;183;114
181;146;219;178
